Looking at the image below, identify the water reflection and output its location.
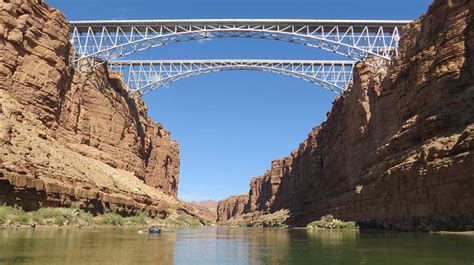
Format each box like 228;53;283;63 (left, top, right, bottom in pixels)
1;227;473;264
1;228;176;264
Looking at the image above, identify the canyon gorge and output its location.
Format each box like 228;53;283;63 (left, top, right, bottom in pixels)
0;0;473;232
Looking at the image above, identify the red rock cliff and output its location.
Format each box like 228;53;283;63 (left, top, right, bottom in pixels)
218;0;474;231
0;0;180;215
55;68;180;197
216;195;248;223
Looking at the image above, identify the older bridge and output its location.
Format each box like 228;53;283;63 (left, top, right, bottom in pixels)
70;19;410;94
108;60;355;94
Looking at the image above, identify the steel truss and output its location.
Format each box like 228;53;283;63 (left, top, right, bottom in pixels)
71;19;410;65
107;59;355;95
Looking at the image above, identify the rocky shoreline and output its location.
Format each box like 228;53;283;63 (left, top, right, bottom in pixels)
0;205;207;229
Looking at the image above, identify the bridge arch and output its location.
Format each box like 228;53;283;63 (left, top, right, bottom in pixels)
71;19;410;65
108;60;355;95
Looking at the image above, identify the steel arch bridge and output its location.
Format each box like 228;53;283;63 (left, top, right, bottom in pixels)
107;60;355;95
71;19;410;65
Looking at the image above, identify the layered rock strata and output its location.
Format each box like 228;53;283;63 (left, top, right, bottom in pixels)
218;0;474;231
183;201;217;224
216;195;248;223
0;0;181;215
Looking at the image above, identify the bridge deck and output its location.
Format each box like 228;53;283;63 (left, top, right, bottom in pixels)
70;19;412;32
109;59;356;65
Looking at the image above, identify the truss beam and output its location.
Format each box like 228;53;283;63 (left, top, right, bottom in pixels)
71;19;410;65
107;59;356;95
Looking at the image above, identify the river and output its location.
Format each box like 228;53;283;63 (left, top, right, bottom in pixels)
0;227;473;264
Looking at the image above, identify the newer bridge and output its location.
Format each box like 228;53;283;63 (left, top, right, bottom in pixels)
69;19;411;94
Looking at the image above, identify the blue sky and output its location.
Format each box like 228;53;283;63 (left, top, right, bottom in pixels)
48;0;432;202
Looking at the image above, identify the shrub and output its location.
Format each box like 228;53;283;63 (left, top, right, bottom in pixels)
97;213;125;226
54;215;67;226
0;210;5;224
12;211;30;225
126;212;148;225
77;210;95;226
161;213;203;227
32;207;78;226
0;205;31;225
307;215;358;230
0;205;15;224
70;201;82;210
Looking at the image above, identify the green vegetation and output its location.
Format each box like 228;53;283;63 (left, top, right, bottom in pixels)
307;215;358;230
0;205;204;228
159;213;204;227
0;205;15;224
1;206;33;225
125;212;148;226
12;211;30;225
1;205;95;227
32;207;94;226
96;212;125;226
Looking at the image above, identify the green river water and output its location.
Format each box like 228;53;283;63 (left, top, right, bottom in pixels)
0;227;473;264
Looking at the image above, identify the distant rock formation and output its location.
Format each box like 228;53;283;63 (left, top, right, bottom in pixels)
184;200;219;223
0;0;181;216
217;195;248;223
218;0;474;231
190;200;218;209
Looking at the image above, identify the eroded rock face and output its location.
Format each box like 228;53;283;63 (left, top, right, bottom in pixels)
216;195;249;223
0;89;179;216
55;68;180;197
183;201;217;224
0;0;180;214
218;0;474;231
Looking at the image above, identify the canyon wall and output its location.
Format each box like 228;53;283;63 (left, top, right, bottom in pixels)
216;195;248;223
0;0;181;215
218;0;474;231
184;201;218;224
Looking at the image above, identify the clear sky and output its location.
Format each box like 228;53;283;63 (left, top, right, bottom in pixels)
47;0;432;202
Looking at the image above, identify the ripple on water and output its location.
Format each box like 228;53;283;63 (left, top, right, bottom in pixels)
0;227;473;264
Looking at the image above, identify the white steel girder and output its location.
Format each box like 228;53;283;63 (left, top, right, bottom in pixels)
107;59;355;95
71;19;410;65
